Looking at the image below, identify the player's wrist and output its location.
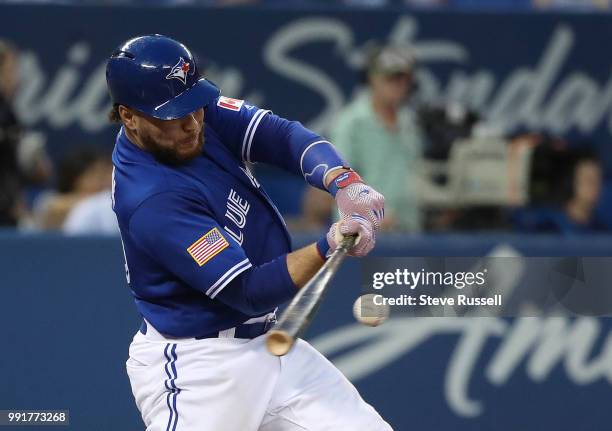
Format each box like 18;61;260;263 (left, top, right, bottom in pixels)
323;167;349;188
326;169;363;198
315;236;331;261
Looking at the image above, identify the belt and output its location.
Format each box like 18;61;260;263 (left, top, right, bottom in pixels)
139;313;277;341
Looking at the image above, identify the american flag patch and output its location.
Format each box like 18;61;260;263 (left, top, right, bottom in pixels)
187;228;230;267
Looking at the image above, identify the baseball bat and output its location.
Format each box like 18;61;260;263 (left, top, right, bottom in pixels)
266;235;356;356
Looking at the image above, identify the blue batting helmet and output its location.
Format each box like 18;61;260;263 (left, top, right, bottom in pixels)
106;34;220;120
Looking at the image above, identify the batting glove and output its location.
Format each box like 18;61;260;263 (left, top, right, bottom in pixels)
328;170;385;230
316;216;375;258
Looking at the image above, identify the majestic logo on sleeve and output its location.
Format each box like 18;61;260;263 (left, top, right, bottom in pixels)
187;227;229;267
166;58;190;85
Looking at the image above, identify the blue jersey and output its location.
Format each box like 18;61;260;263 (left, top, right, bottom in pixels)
112;97;346;337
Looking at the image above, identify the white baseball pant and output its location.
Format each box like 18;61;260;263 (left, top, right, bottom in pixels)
126;321;393;430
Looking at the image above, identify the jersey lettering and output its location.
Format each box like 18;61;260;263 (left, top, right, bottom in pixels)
224;189;250;245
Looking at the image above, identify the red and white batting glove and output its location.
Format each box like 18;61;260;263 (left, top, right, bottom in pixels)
315;169;384;259
328;169;385;230
332;217;375;257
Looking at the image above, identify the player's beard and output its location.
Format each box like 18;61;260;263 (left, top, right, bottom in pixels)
141;128;204;166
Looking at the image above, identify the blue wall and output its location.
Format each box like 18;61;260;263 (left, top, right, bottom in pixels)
2;232;612;430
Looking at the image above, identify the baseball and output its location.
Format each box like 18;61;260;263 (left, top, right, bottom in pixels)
352;294;390;327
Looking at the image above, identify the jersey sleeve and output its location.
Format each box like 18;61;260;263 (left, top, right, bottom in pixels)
207;96;271;161
128;191;251;299
208;96;348;191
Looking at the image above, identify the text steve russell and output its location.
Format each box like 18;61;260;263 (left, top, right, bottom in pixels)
374;294;503;307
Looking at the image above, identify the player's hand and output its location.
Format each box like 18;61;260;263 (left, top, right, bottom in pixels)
326;216;375;257
328;171;385;231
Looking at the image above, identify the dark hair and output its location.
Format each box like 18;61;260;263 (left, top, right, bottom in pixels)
360;42;416;84
108;103;121;123
56;148;105;193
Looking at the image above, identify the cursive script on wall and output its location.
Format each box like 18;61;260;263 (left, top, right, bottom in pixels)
13;16;612;140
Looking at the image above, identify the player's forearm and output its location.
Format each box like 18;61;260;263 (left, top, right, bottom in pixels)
286;243;326;289
215;244;325;316
215;254;296;315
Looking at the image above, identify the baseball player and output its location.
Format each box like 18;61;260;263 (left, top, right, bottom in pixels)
107;34;391;431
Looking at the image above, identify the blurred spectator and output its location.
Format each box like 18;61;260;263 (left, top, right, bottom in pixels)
0;39;23;226
0;40;53;228
32;149;112;230
513;142;605;234
533;0;610;9
341;0;446;6
404;0;448;5
63;189;118;235
448;0;531;8
299;44;424;232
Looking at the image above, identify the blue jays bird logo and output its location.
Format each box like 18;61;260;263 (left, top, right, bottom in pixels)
166;58;190;85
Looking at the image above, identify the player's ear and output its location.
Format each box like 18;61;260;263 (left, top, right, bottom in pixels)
119;105;137;130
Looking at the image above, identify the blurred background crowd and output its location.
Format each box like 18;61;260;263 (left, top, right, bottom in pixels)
0;39;114;234
2;0;612;10
0;0;610;237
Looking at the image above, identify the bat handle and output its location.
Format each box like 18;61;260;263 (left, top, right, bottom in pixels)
338;234;357;253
